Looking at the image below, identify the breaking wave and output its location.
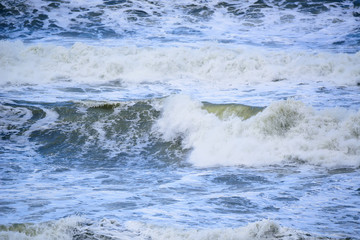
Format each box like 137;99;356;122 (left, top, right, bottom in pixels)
2;95;359;168
1;41;359;87
154;95;360;168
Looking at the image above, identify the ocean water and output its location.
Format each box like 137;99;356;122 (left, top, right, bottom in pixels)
1;0;360;239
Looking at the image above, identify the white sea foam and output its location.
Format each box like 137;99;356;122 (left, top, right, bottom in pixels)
125;219;315;240
154;95;360;168
0;41;359;88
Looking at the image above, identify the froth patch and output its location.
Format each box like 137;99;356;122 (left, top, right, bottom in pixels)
154;95;360;168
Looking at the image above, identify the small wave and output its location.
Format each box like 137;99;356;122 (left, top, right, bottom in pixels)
0;216;328;240
125;219;314;240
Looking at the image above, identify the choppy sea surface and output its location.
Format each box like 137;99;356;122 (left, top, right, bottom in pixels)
1;0;360;239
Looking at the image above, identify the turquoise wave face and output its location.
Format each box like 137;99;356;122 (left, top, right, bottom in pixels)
0;0;359;51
